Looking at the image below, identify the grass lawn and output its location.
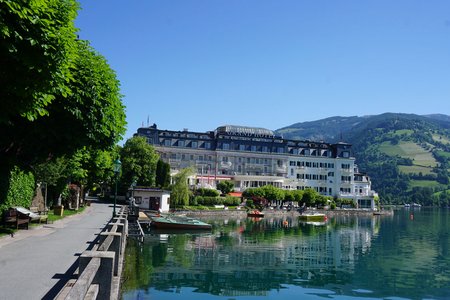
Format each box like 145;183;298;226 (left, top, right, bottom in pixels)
393;129;414;136
432;134;450;145
399;165;434;175
47;206;86;223
379;141;437;168
0;206;87;238
409;180;441;189
436;150;450;159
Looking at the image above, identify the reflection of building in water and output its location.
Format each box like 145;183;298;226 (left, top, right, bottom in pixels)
149;216;379;296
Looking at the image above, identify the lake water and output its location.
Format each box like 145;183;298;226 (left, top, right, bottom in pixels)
121;208;450;300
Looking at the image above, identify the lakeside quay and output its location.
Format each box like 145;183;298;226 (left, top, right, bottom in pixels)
0;201;113;300
177;207;387;218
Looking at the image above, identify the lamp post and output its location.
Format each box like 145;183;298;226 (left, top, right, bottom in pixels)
113;158;122;217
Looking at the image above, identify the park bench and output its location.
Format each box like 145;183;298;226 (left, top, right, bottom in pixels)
29;206;49;224
2;208;31;230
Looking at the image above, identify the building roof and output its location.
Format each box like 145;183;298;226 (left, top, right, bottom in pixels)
216;125;275;137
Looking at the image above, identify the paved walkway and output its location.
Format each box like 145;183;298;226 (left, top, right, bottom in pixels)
0;201;114;300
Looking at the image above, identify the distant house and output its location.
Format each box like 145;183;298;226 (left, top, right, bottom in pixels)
131;187;171;212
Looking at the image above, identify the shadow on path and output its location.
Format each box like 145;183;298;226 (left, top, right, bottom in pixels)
41;227;104;299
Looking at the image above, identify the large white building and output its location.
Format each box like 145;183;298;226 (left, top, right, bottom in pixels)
135;124;378;209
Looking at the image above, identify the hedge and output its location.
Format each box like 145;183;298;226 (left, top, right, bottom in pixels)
0;166;35;213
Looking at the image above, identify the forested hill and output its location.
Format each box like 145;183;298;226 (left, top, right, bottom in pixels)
276;113;450;206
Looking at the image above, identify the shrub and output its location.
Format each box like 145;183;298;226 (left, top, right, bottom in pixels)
0;166;35;213
196;188;220;197
246;199;254;209
189;196;199;206
196;196;223;206
223;196;241;206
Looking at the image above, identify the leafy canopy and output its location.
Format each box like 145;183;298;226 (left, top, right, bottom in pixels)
120;137;159;191
0;0;79;123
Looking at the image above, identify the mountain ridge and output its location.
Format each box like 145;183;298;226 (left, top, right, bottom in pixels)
275;113;450;205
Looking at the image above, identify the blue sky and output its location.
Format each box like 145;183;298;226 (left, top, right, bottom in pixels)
75;0;450;141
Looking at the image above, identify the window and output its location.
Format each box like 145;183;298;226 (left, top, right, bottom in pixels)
262;146;268;152
239;144;246;151
222;143;230;150
191;141;198;148
134;197;142;204
341;163;350;169
164;139;171;146
178;140;185;147
205;142;211;149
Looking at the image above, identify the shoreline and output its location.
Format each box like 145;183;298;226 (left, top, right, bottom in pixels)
174;208;393;218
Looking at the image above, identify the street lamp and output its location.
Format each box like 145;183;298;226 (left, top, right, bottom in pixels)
113;158;122;217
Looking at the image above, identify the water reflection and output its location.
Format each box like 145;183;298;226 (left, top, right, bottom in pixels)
122;209;450;300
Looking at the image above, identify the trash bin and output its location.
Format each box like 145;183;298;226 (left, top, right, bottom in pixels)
54;205;64;216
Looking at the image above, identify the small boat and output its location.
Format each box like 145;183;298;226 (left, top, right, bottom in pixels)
412;203;422;208
150;215;212;230
373;210;394;216
247;210;264;218
299;213;327;222
404;203;411;208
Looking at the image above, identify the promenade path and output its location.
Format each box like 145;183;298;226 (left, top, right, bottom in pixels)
0;200;114;300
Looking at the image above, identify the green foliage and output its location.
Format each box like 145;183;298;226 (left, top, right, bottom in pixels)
0;0;79;123
334;198;356;208
120;137;159;192
261;185;285;201
0;4;126;203
242;187;265;198
155;159;170;188
246;199;254;209
194;196;222;206
223;196;241;206
171;168;194;207
216;181;234;195
0;166;35;213
302;189;317;206
196;188;220;197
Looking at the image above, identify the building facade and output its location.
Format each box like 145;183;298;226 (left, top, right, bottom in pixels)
135;124;377;209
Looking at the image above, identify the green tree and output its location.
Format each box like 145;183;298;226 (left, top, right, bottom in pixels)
216;181;234;195
155;159;171;188
120;137;159;192
0;0;78;123
242;187;265;199
284;190;295;202
0;39;126;203
302;188;317;206
171;168;193;208
261;185;285;202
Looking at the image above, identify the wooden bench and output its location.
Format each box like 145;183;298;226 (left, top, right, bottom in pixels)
29;207;49;224
3;208;31;230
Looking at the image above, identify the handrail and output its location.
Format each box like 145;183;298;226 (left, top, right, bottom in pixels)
58;205;129;300
65;257;100;300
